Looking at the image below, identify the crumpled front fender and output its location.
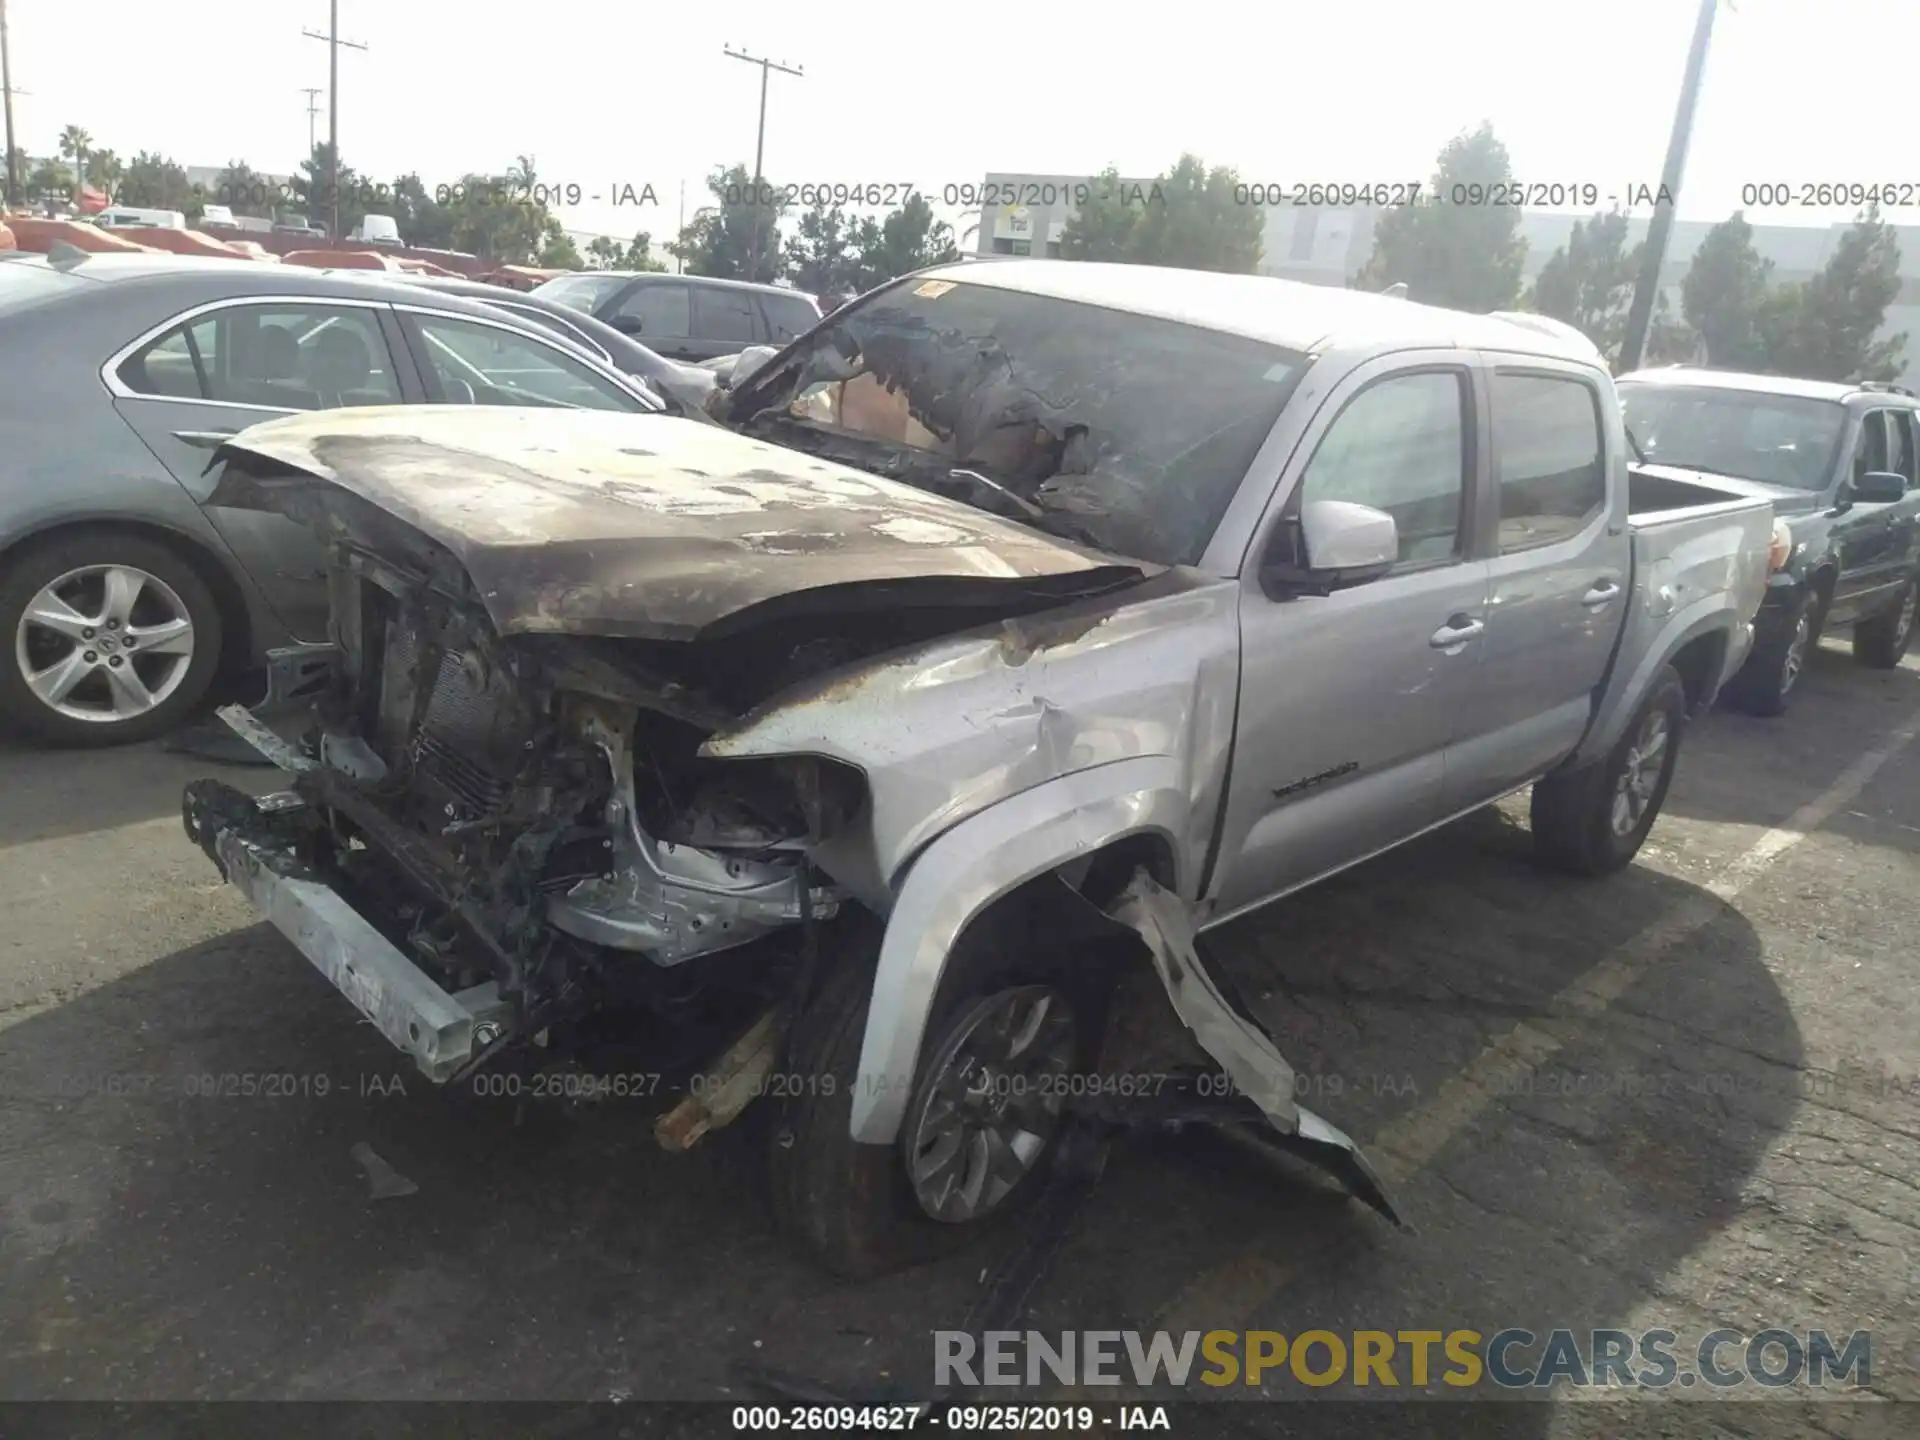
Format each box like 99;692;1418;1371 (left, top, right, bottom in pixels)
850;754;1191;1144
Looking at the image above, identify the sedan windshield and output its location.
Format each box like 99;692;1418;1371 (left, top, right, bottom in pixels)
1619;384;1846;491
725;276;1310;566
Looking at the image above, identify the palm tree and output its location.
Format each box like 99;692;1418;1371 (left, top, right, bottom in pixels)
58;125;93;186
507;153;538;195
87;149;122;194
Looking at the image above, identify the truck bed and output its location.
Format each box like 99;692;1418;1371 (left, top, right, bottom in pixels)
1568;466;1774;768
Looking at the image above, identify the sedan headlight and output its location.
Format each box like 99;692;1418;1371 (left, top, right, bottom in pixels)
1768;518;1793;573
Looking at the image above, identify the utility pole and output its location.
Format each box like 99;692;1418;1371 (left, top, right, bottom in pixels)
299;87;324;164
302;1;367;240
1;0;23;212
1617;0;1718;374
677;178;685;274
722;45;802;281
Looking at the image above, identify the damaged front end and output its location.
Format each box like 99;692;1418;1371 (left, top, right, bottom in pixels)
182;403;1399;1240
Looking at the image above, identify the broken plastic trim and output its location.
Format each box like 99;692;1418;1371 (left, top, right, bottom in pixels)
1105;868;1404;1228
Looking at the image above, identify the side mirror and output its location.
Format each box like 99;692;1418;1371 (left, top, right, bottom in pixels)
607;313;644;336
1855;470;1908;504
1264;500;1398;595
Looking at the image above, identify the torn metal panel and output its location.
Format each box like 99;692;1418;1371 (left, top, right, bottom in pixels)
705;569;1241;889
208;407;1152;643
215;703;316;772
1106;868;1403;1227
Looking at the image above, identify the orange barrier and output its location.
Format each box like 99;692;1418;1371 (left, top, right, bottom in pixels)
5;217;159;253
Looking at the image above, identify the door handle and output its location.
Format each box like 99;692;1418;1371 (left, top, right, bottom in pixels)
1429;616;1485;650
1581;580;1623;608
172;429;237;449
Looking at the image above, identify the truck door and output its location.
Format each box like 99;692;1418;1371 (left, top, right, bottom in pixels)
1444;359;1623;807
1208;355;1490;919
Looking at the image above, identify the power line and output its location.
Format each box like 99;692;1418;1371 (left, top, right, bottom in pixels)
722;45;803;280
302;1;367;239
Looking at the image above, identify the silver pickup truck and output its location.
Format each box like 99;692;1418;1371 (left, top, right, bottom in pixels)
181;262;1774;1275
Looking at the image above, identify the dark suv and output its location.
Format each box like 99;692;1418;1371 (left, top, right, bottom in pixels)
530;272;821;363
1618;368;1920;713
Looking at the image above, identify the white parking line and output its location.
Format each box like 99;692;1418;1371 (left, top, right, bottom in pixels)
1151;702;1920;1335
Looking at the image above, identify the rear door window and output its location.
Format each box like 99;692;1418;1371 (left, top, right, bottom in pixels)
760;292;820;343
610;282;689;339
117;302;401;410
1491;372;1607;552
692;285;761;344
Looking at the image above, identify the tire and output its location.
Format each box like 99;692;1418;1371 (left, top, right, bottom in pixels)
1532;663;1687;877
1725;590;1813;716
768;912;1100;1279
0;531;224;747
1852;574;1917;669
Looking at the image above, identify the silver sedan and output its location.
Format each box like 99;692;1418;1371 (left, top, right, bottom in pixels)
0;253;665;746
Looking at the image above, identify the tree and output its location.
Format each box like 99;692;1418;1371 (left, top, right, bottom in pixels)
214;160;272;218
117;151;196;213
86;148;123;197
26;159;73;200
851;193;960;287
784;203;867;294
389;173;452;248
1120;154;1261;273
538;218;581;269
585;230;667;271
1355;122;1527;311
670;164;788;283
1758;205;1907;382
57;124;91;184
290;143;365;235
1527;209;1640;358
1056;164;1140;261
1679;213;1774;370
1055;158;1254;271
507;154;538;194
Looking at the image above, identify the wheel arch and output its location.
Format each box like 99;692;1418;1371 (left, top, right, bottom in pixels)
847;756;1190;1146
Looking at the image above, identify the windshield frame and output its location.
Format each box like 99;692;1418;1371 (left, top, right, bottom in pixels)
721;272;1313;568
1617;381;1849;494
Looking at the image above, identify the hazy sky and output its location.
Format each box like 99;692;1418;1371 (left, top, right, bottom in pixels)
6;0;1918;244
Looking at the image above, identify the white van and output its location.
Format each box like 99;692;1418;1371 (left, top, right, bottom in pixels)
351;214;403;246
95;206;187;229
198;204;236;228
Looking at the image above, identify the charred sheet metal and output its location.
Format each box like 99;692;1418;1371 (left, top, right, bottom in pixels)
1106;868;1402;1226
208;408;1152;643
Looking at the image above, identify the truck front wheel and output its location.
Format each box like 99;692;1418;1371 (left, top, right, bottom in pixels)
768;924;1095;1278
1531;664;1687;877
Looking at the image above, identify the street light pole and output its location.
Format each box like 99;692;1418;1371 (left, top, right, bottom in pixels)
1;0;22;211
1617;0;1719;374
302;1;367;239
722;45;803;281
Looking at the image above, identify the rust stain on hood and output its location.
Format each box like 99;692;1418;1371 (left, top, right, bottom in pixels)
209;407;1153;641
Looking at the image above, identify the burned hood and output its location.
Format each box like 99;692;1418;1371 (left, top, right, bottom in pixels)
209;407;1154;641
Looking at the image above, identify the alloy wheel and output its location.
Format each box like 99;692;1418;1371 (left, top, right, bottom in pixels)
902;986;1078;1224
1781;611;1811;696
1611;707;1670;838
13;564;196;724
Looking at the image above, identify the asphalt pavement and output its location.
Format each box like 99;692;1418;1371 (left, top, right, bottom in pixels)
1;636;1917;1434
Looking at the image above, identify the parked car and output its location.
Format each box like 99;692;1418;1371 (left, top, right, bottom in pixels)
531;271;821;363
358;272;718;413
178;261;1774;1276
1618;368;1920;713
0;252;665;746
